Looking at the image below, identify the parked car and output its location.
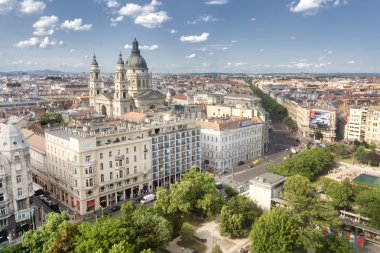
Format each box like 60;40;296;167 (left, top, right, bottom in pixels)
215;182;224;189
140;194;156;204
109;205;121;213
238;161;245;166
134;197;143;204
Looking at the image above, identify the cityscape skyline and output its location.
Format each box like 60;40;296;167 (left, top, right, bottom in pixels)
1;0;380;73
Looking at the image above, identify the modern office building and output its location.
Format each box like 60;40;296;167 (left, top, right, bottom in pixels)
149;120;201;188
0;124;34;240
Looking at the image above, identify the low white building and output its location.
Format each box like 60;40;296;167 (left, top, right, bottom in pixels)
196;116;263;171
248;173;285;210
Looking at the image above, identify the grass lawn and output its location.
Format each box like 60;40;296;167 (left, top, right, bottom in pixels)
177;239;207;253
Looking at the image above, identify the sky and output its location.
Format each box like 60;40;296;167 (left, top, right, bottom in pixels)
0;0;380;73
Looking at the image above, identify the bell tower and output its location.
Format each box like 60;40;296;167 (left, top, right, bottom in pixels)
89;54;104;107
113;52;130;116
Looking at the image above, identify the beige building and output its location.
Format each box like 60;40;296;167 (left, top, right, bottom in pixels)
45;124;152;215
21;129;48;191
347;106;368;142
0;124;33;239
365;105;380;146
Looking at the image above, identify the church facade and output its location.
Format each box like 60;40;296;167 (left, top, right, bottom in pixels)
89;38;165;117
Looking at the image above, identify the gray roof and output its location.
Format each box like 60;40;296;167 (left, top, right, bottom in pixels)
0;123;28;152
126;38;148;70
251;172;285;186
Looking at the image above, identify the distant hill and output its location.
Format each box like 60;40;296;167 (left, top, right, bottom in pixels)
0;70;66;76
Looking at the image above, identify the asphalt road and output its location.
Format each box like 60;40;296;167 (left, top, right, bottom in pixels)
216;122;301;190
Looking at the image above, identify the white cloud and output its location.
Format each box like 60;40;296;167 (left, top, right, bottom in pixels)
314;62;332;68
180;33;209;43
346;60;355;64
118;0;169;28
290;36;296;40
33;15;59;36
61;18;92;31
110;16;124;26
0;0;16;15
187;15;219;24
327;50;333;55
39;36;63;48
134;11;170;28
290;0;347;15
105;0;119;8
249;17;256;22
14;37;39;48
169;29;177;34
185;53;196;59
224;62;248;68
124;43;159;50
19;0;45;14
205;0;228;5
231;40;238;43
69;49;75;53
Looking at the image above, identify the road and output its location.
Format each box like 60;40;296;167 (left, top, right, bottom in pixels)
216;121;301;190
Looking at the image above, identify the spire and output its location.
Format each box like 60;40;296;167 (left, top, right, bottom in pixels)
92;54;98;66
117;51;124;65
131;38;140;55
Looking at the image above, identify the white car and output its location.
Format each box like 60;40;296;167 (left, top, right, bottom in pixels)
140;194;156;204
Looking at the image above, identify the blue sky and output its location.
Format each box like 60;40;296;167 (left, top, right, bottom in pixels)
0;0;379;73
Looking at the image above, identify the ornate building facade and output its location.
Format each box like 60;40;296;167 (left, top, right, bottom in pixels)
89;38;165;117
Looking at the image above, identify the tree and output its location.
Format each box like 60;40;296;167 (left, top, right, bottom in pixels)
354;146;369;164
108;241;135;253
220;195;262;238
45;221;78;253
323;178;352;209
224;186;238;199
180;222;195;242
155;169;223;218
211;244;223;253
315;130;323;140
0;244;27;253
250;208;299;253
37;112;63;126
22;212;69;253
355;186;380;229
328;143;350;158
272;148;333;180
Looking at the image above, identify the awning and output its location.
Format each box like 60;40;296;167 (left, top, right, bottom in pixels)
87;199;95;208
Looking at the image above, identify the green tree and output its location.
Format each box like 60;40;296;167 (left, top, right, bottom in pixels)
328;143;350;158
355;186;380;229
314;235;353;253
355;146;369;164
0;244;27;253
250;208;299;253
272;148;333;180
155;169;223;218
45;220;78;253
224;186;238;199
108;241;135;253
22;212;69;253
37;112;63;126
323;178;352;209
282;176;340;251
180;222;195;242
220;195;262;238
211;244;223;253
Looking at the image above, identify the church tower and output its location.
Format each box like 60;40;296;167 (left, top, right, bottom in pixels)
89;54;104;108
113;52;131;116
126;38;152;98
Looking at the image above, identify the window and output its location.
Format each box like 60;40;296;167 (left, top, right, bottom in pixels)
101;174;104;182
17;188;23;197
0;207;6;215
0;218;8;227
133;177;137;183
144;153;147;160
109;151;112;157
126;148;129;154
0;193;3;202
126;157;129;164
134;146;136;152
16;176;22;183
110;172;113;180
100;153;103;159
100;163;103;170
85;156;91;162
134;155;137;162
109;161;112;168
74;180;77;187
17;200;25;209
0;180;2;188
126;167;130;175
120;170;123;178
119;160;123;166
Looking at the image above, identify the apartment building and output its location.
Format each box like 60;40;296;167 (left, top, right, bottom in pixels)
149;120;201;188
365;105;380;146
0;124;33;240
347;106;368;141
196;117;263;171
45;124;152;215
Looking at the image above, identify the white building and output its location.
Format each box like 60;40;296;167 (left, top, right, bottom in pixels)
0;124;34;239
347;106;368;141
365;105;380;146
196;117;263;171
248;173;285;210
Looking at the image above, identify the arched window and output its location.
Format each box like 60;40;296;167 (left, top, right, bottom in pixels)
110;172;113;180
101;174;104;182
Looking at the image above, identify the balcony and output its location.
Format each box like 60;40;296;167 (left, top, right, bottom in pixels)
115;154;125;161
16;194;27;201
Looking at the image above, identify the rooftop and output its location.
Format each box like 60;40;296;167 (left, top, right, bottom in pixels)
251;172;285;186
196;116;261;131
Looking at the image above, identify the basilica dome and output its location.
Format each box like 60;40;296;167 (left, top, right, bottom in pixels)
126;38;148;70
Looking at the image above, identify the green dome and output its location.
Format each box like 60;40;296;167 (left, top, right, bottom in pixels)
126;38;148;70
